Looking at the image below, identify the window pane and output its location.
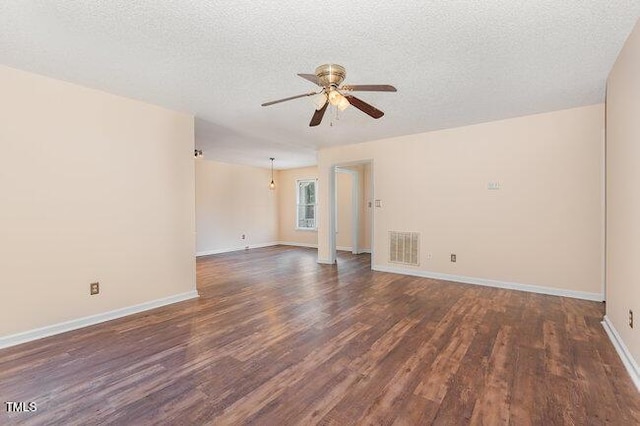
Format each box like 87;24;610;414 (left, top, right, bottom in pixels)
305;205;315;220
307;182;315;204
304;205;315;229
297;204;316;228
297;205;307;228
296;180;317;229
299;181;315;204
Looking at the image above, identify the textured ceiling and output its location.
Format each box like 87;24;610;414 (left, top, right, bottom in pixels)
1;2;639;169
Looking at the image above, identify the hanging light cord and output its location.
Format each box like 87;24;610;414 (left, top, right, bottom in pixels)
269;157;276;189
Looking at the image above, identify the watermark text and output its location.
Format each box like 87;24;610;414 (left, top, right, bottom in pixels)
4;402;37;413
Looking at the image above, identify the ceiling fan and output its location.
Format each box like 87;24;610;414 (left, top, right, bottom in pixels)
261;64;397;127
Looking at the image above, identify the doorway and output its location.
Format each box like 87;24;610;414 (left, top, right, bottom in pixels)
331;161;373;266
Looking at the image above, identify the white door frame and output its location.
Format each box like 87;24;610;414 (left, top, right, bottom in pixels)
328;160;373;265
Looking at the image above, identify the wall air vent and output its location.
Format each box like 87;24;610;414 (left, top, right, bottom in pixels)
389;231;420;266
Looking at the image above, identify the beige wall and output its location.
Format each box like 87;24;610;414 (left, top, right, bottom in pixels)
277;166;318;247
0;66;196;338
606;19;640;371
318;104;604;297
196;160;278;254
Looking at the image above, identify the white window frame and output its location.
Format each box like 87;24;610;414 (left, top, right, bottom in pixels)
296;178;318;231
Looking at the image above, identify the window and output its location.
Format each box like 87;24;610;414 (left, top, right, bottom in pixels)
296;179;317;230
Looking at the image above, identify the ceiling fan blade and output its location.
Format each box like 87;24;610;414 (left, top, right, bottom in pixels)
297;73;320;86
309;102;328;127
340;84;397;92
261;91;317;107
344;95;384;119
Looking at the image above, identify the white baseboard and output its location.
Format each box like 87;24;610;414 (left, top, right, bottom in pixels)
372;264;604;302
317;258;336;264
196;242;278;257
276;241;318;249
197;243;366;255
602;315;640;391
0;290;199;350
351;249;371;254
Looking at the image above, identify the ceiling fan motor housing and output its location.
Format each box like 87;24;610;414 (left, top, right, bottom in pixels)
315;64;346;87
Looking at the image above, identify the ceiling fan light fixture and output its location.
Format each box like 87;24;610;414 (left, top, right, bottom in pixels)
328;89;341;106
312;93;327;110
337;96;350;111
261;63;396;127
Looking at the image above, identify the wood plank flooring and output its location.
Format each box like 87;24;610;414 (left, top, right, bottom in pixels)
1;245;639;425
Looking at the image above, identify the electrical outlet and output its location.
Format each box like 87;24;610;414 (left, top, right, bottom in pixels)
450;254;456;263
426;253;432;260
241;234;246;240
90;282;100;295
629;309;634;329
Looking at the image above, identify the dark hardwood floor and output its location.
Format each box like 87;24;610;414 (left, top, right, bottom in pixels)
1;245;639;425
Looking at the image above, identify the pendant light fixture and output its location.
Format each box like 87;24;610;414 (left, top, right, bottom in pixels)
269;157;276;190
